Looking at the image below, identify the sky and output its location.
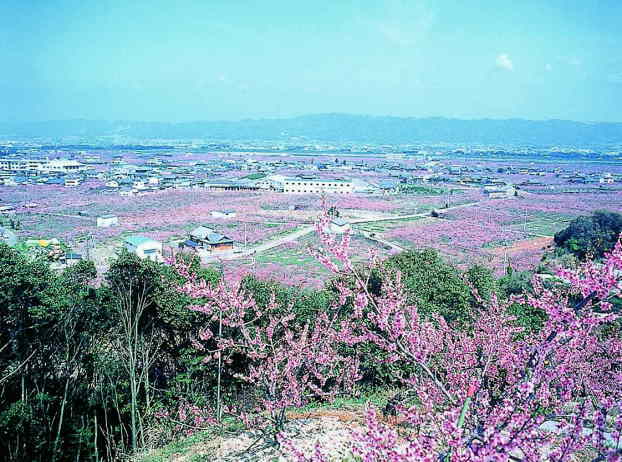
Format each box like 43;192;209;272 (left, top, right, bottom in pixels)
1;0;621;123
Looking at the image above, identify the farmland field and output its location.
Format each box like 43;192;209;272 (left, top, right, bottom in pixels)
3;154;622;285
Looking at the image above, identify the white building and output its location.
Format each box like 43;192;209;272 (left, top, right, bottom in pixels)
211;210;237;219
97;214;119;227
483;185;516;199
283;177;353;194
0;158;88;174
41;159;87;173
124;235;162;261
64;178;81;187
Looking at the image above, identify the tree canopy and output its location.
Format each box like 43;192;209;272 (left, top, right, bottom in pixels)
554;210;622;259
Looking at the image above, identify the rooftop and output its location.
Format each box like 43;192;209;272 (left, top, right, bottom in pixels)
284;177;351;183
124;235;159;246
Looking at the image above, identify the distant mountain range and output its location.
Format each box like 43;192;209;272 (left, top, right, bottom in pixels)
1;114;622;146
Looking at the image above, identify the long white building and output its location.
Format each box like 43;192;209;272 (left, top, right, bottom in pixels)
0;158;87;173
283;177;353;194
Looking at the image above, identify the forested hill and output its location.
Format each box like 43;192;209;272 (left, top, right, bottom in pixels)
2;114;622;146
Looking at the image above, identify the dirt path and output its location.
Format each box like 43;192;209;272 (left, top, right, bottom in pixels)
486;236;553;256
349;201;478;224
205;201;482;262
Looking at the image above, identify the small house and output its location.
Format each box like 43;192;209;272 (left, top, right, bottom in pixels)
189;226;234;252
210;210;237;219
64;178;81;187
124;235;163;261
483;185;516;199
61;253;82;265
97;214;119;227
0;226;17;246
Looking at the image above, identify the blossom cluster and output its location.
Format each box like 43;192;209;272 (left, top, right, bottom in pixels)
174;260;361;437
281;215;622;461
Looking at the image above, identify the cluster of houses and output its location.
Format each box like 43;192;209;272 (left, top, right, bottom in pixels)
122;225;235;262
2;150;620;199
0;157;92;186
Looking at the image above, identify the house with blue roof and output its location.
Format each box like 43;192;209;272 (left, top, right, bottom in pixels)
188;226;234;252
124;235;163;261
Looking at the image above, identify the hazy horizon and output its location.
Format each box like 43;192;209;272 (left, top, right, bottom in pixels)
6;112;622;125
2;0;622;123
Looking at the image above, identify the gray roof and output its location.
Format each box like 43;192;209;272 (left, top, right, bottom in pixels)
205;233;233;244
284;177;351;184
190;226;215;240
190;226;233;244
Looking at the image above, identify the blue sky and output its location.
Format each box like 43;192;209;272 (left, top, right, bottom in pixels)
1;0;621;122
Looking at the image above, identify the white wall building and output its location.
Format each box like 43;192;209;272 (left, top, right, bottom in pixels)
483;185;516;199
124;236;162;261
97;214;119;227
210;210;237;219
283;178;353;194
0;158;88;173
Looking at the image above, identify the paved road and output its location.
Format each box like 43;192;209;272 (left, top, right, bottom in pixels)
360;231;406;252
30;212;93;221
203;225;316;262
349;201;478;224
204;201;481;262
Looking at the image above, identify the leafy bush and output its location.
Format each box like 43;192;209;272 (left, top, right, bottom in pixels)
554;210;622;259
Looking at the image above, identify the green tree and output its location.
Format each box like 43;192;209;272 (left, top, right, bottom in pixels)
383;249;473;324
554;210;622;259
498;269;546;333
239;274;333;325
465;264;497;304
0;244;109;461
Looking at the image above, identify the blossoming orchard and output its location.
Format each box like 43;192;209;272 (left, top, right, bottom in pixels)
165;210;622;461
3;147;622;461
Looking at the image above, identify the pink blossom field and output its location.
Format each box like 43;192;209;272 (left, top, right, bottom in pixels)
383;190;622;273
220;234;394;289
2;170;622;284
0;180;462;246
